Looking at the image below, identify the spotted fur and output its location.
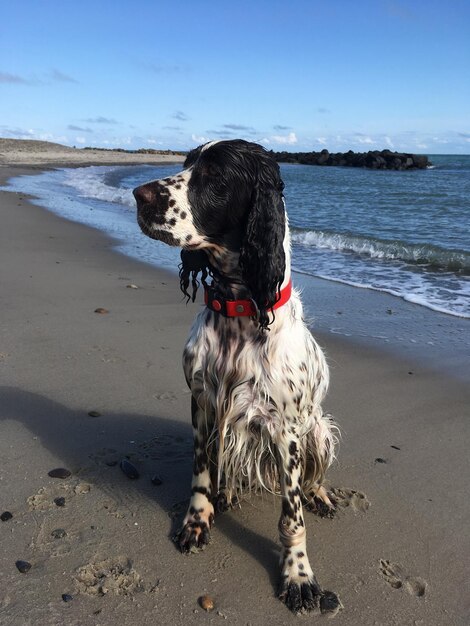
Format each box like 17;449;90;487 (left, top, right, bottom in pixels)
134;140;340;614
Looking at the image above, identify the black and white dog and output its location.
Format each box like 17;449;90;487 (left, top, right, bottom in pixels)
134;140;340;614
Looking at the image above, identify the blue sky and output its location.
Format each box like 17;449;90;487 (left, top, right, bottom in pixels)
1;0;469;154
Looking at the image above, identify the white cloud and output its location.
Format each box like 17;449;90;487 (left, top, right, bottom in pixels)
385;136;394;148
191;133;210;144
356;136;375;145
75;136;86;144
270;132;297;145
316;137;327;145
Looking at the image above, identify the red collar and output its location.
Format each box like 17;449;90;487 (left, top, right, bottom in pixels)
204;279;292;318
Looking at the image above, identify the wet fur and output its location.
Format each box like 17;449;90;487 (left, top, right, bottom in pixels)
134;140;340;614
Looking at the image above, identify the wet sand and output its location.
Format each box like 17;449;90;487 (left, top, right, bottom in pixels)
1;158;469;625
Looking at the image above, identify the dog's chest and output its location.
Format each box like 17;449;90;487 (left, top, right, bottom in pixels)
182;308;327;425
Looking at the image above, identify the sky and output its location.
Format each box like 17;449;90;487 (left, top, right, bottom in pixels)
1;0;469;154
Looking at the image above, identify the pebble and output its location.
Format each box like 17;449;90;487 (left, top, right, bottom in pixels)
54;497;66;507
119;459;140;479
375;458;387;464
62;594;73;602
15;560;32;573
126;284;139;289
94;307;109;314
391;445;401;450
88;410;101;417
320;591;341;614
48;468;71;479
199;595;214;611
1;511;13;522
151;474;163;486
51;528;67;539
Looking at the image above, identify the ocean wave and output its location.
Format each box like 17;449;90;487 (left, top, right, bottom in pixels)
63;166;136;208
291;229;470;274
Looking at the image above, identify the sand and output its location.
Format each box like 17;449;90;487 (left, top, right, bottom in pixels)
1;146;469;625
0;138;185;167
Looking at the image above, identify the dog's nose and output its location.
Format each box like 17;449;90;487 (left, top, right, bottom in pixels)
133;184;155;206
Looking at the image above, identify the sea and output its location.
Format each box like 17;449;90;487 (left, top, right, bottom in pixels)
4;155;469;322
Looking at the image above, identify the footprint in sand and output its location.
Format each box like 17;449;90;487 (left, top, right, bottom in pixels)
330;487;370;513
74;557;157;596
379;559;427;597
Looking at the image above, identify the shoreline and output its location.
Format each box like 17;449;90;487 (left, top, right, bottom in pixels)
3;163;469;384
1;163;469;625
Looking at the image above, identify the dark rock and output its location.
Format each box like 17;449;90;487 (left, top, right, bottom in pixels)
88;410;101;417
54;497;66;507
15;560;32;573
62;594;73;602
271;148;429;170
1;511;13;522
51;528;67;539
320;590;341;614
375;457;387;464
48;468;71;479
151;474;163;486
119;459;140;479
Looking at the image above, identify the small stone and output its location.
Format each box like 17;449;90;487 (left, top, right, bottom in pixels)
375;457;387;464
74;483;91;495
119;459;140;479
48;468;71;479
387;309;393;315
151;474;163;486
199;595;214;611
15;560;32;573
88;410;101;417
320;590;341;614
126;284;139;289
62;594;73;602
54;497;66;507
51;528;67;539
1;511;13;522
94;308;109;314
391;445;401;450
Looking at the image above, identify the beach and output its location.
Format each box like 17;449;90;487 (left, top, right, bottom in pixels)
1;150;469;625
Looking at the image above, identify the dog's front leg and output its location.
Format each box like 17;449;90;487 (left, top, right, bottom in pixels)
276;430;323;614
177;396;215;553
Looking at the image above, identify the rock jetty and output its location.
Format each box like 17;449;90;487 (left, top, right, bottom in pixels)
271;149;430;170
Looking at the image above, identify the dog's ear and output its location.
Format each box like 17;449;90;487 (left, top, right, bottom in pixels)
239;177;286;330
179;249;209;302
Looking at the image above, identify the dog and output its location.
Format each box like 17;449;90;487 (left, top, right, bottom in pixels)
134;140;340;614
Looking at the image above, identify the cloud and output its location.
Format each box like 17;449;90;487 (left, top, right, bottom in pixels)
317;108;330;114
270;132;298;145
191;133;210;144
173;111;189;122
68;124;92;132
163;125;183;131
384;136;394;149
273;125;291;131
0;126;35;137
139;61;190;74
206;129;235;137
83;116;119;124
50;69;78;83
0;71;31;84
355;135;376;145
222;123;255;132
316;137;328;145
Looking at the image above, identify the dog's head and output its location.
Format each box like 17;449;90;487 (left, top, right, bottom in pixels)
134;139;286;329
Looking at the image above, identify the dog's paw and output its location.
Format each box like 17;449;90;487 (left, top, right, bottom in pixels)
175;504;214;553
176;519;212;553
278;576;322;614
213;491;239;514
